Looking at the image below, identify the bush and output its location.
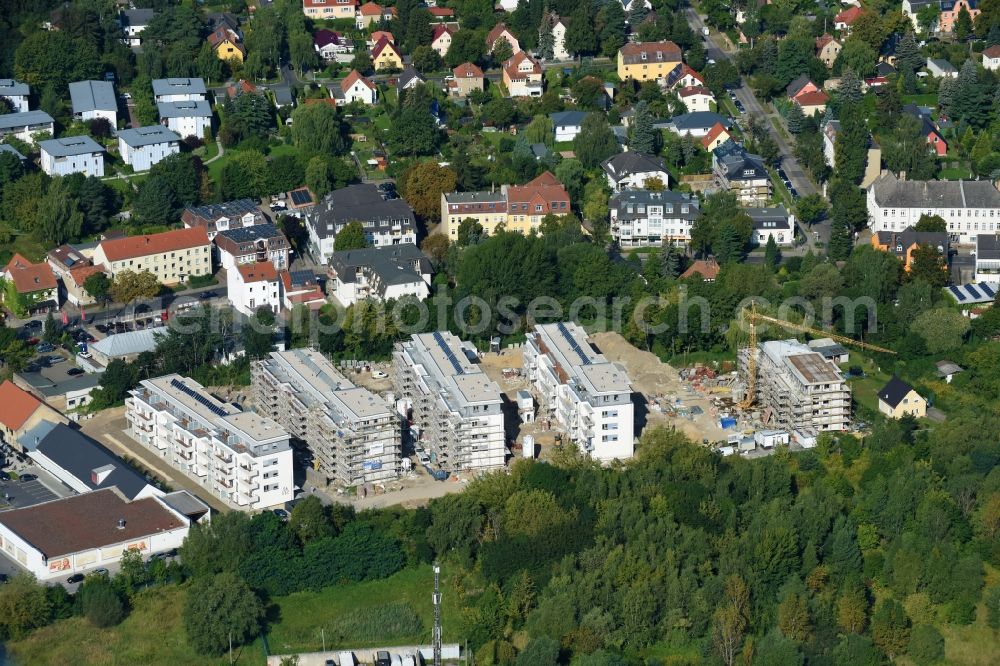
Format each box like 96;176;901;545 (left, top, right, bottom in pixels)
77;578;125;628
907;624;944;665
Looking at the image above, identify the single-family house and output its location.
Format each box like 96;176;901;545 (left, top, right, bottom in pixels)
429;7;456;21
902;104;947;156
984;44;1000;70
0;380;66;450
152;78;207;103
120;8;155;47
0;143;25;161
935;360;964;383
397;66;425;93
551;110;589;142
747;206;796;246
448;62;485;97
228;261;281;317
431;25;454;57
314;29;354;61
487;23;521;55
68;80;117;127
871;227;949;271
335;70;378;105
878;376;926;419
617;41;683;81
792;89;830;117
665;63;706;90
371;38;403;71
834;6;863;33
678;85;714;113
117;125;180;171
2;253;58;315
815;34;842;68
503;52;543;98
157;100;212;139
225;79;259;99
681;257;720;281
39;136;105;178
601;152;670;191
786;75;820;100
0;110;54;144
927;58;958;78
0;80;29;113
208;26;245;62
356;2;389;29
304;0;358;21
940;0;979;34
279;269;326;311
664;111;730;138
701;122;731;151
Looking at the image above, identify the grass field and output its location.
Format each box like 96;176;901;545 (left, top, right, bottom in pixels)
902;93;939;108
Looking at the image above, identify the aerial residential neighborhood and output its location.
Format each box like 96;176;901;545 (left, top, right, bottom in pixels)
1;0;1000;664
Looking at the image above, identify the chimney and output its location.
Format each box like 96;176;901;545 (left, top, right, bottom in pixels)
117;518;126;530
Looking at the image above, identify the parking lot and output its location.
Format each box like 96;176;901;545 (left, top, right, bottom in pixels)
0;478;59;510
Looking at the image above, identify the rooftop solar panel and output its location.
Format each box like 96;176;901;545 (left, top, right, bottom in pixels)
290;189;312;206
556;322;591;366
432;331;464;375
170;377;229;417
949;286;964;300
980;283;996;298
966;284;981;300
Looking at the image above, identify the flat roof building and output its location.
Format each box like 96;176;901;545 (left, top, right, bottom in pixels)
253;349;401;486
393;332;506;472
126;374;293;509
525;322;636;461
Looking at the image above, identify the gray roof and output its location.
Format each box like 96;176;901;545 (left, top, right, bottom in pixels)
308;184;416;239
330;243;430;291
16;370;101;397
91;328;160;359
185;199;260;224
216;222;282;244
397;66;424;92
530;143;549;158
39;135;104;157
118;125;180;147
550;110;589;128
610;189;700;221
158;490;210;520
928;58;957;73
978;233;1000;260
157;99;212;119
273;86;294;106
714;140;766;181
0;79;29;97
20;422;152;500
442;190;506;204
945;282;997;304
69;80;117;114
746;206;792;230
0;110;54;131
602;152;668;179
667;111;730;132
151;78;207;98
786;74;812;97
122;8;156;26
870;172;1000;209
0;143;26;160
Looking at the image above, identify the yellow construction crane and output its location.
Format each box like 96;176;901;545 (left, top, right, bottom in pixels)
739;303;896;411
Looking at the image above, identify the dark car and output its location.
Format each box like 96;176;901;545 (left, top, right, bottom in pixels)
24;320;42;330
67;368;85;376
272;508;289;521
36;343;55;353
95;323;110;333
199;290;218;299
19;474;37;482
67;573;85;584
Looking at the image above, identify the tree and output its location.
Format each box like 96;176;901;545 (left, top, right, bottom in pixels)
914;214;947;233
515;637;560;666
133;175;179;227
777;590;812;642
242;306;276;359
457;218;485;246
184;572;264;656
42;311;60;345
794;194;828;226
836;586;868;634
289;495;333;545
110;270;161;307
524;115;554;146
335;222;369;251
908;624;944;665
400;162;457;224
412;46;443;73
491;39;514;66
565;4;598;56
629;101;659;155
387;106;441;156
871;598;910;660
572;77;607;110
831;634;882;666
291;103;348;157
908;244;947;287
305;156;333;198
837;40;877;77
538;11;556;60
574;114;619;168
912;307;969;353
84;272;111;306
764;236;780;268
956;5;974;40
712;575;749;666
149;153;202;206
35;178;84;245
78;576;125;628
0;574;52;639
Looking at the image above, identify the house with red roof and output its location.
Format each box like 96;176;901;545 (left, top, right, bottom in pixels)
279;269;326;311
815;34;842;68
701;122;732;151
448;62;485;97
793;89;830;117
91;227;212;285
665;63;706;90
984;44;1000;71
487;23;521;55
834;6;863;34
0;380;66;449
501;171;572;234
335;69;377;105
428;6;455;21
431;25;454;57
2;253;59;316
681;258;720;281
356;2;394;29
502;51;543;97
228;261;280;317
678;85;715;112
225;79;260;99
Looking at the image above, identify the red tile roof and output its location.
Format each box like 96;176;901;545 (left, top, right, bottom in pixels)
371;38;401;60
371;31;394;45
504;171;571;214
67;264;104;287
0;488;185;559
305;0;356;6
0;380;45;431
207;27;245;55
503;51;542;80
453;62;484;78
815;34;838;49
236;261;278;283
342;69;376;93
835;6;863;25
486;23;517;49
358;2;383;16
225;79;258;98
700;122;730;149
428;7;455;17
4;253;57;294
985;45;1000;58
432;25;453;42
794;90;830;106
681;258;720;281
678;85;712;98
98;227;210;263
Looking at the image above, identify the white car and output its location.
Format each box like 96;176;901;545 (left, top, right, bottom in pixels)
371;370;388;379
418;454;431;465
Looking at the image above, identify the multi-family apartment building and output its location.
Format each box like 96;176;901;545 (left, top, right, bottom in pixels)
182;199;265;240
601;152;670;191
304;0;358;20
739;339;851;434
126;374;294;509
151;77;207;103
328;243;432;306
214;223;290;271
117;125;180;171
440;190;508;239
866;171;1000;244
609;190;701;247
524;322;636;461
306;183;417;263
0;110;54;144
713;140;771;206
227;261;281;316
92;227;212;284
617;41;683;81
157;100;212;139
252;349;401;486
0;79;30;112
441;172;572;237
69;80;117;127
39;136;105;178
393;332;506;472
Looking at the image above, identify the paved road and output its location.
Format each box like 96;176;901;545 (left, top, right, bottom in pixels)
684;8;830;250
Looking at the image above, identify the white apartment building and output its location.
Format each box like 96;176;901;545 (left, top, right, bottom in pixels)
227;261;281;317
867;171;1000;245
609;189;701;247
39;136;105;178
151;77;208;103
118;125;180;171
525;322;636;462
975;234;1000;283
157;100;212;139
252;349;401;486
393;332;506;472
126;374;294;509
328;244;432;306
0;79;30;112
0;110;54;144
69;80;118;127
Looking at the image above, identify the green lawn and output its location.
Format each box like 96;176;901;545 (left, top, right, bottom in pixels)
902;93;939;108
206;141;299;186
939;166;972;180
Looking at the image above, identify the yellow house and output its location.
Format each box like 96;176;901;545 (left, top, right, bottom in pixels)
371;38;403;71
441;191;509;239
617;41;683;82
878;377;927;419
208;27;246;62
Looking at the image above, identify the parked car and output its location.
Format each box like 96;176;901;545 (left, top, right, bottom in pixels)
19;474;37;482
93;568;109;576
46;355;65;364
272;508;289;521
67;368;85;376
67;573;85;584
418;453;431;465
371;370;388;379
35;343;55;353
78;351;92;359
